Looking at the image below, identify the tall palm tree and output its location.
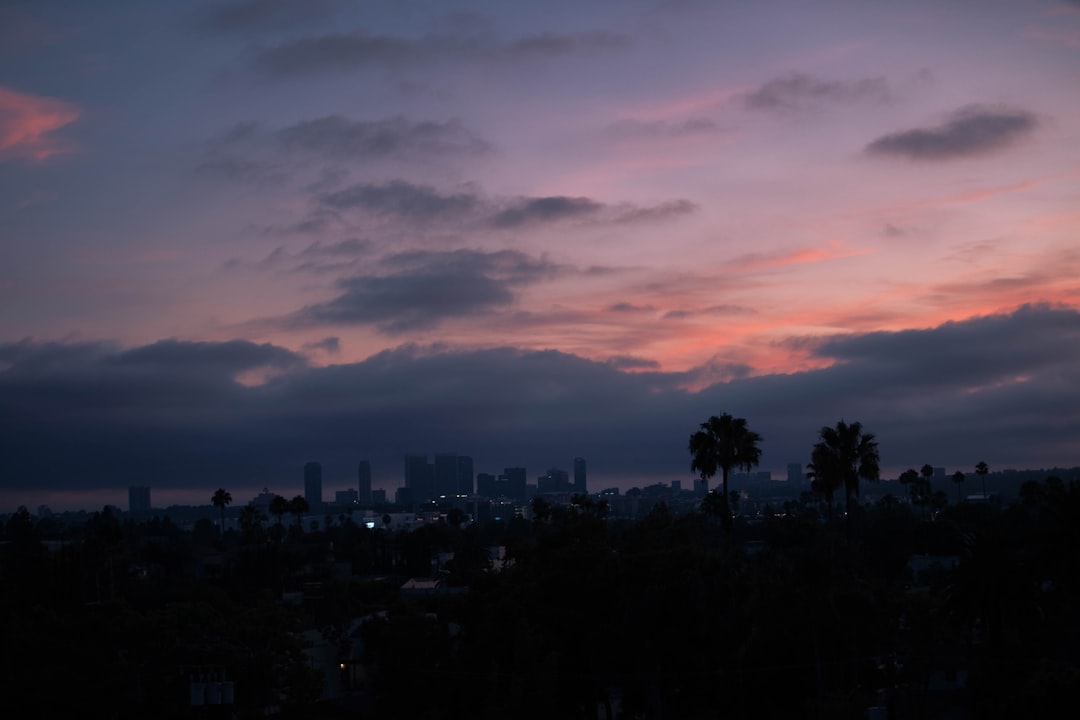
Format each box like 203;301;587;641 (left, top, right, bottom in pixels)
898;468;919;506
211;488;232;535
807;420;880;520
975;461;990;499
918;464;935;519
238;503;265;544
269;494;289;525
688;413;763;532
288;495;310;529
952;471;965;505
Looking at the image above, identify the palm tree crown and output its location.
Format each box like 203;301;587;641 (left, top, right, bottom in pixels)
211;488;232;533
807;419;880;517
689;413;763;530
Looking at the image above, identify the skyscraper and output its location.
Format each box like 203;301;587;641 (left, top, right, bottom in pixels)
538;467;569;493
358;460;372;504
304;461;323;511
405;454;433;502
787;462;804;486
573;457;587;494
476;472;497;498
457;455;474;495
434;453;458;497
500;467;527;501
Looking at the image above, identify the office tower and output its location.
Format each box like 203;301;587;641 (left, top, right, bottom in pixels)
304;461;323;511
358;461;372;504
336;489;358;505
371;488;387;505
405;454;433;502
476;472;497;498
538;467;569;493
787;462;804;486
573;457;587;494
434;453;458;497
500;467;527;501
457;455;474;495
129;485;151;516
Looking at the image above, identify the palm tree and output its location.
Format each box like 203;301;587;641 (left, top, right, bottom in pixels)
975;461;990;499
288;495;310;528
269;494;289;525
238;503;265;543
807;420;880;520
952;470;965;504
898;468;919;506
688;413;763;532
211;488;232;535
918;464;935;519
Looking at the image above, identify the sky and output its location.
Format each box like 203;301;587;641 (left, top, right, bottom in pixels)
2;0;1079;511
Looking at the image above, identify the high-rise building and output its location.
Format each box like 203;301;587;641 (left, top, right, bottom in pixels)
476;472;497;498
405;454;433;501
434;453;458;497
787;462;804;486
358;461;372;504
128;486;151;516
573;457;587;494
538;467;569;493
304;461;323;511
500;467;527;501
457;455;474;495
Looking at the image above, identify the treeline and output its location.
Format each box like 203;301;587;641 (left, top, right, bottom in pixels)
3;475;1080;718
366;478;1080;719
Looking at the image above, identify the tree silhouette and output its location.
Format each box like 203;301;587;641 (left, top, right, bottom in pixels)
899;468;919;507
238;503;266;544
288;495;310;528
807;420;880;521
688;413;763;533
975;460;990;499
700;490;727;522
211;488;232;536
952;470;965;504
918;464;935;519
269;494;289;525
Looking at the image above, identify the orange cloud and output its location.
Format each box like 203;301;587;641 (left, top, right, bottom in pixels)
0;85;80;161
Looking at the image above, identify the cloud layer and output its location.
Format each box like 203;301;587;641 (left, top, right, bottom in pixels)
3;305;1078;494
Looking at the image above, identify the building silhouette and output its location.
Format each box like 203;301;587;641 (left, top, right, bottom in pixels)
457;455;474;495
476;472;497;498
500;467;527;501
538;467;570;493
787;462;804;486
573;457;587;494
405;454;433;502
304;461;323;512
434;453;458;497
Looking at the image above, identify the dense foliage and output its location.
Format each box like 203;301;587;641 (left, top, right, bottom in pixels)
3;475;1080;718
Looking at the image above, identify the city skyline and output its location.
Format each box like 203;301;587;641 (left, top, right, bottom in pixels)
3;1;1080;509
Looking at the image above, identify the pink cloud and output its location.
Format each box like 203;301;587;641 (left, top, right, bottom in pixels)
0;85;80;161
728;242;867;272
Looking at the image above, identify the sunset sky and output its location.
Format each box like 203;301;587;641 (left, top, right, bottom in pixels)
3;0;1079;510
